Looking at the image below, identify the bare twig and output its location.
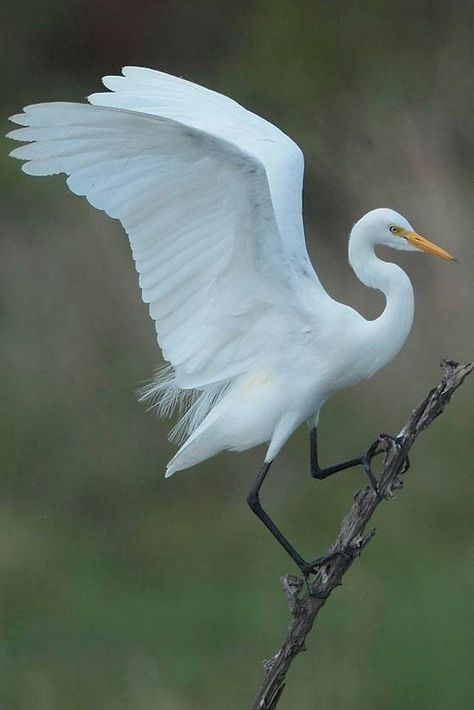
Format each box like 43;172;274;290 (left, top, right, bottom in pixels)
251;360;473;710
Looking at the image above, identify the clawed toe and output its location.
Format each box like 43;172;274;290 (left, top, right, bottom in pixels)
301;549;351;577
377;433;410;474
363;433;410;497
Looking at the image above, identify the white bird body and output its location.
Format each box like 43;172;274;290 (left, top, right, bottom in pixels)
7;67;454;479
170;255;414;473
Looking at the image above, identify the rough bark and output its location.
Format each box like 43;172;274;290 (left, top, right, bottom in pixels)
251;360;473;710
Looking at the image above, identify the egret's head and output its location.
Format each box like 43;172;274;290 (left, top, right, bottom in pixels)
353;208;455;261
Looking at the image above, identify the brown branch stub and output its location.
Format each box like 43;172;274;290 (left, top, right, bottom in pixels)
251;360;472;710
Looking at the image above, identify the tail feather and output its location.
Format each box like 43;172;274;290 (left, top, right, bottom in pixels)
139;363;229;448
164;403;224;477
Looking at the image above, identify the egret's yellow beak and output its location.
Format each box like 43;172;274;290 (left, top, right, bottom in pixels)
402;230;456;261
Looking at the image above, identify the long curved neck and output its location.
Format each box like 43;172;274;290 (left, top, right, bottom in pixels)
348;237;414;372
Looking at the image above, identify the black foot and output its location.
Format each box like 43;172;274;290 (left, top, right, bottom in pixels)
299;550;352;598
377;433;410;473
363;434;410;498
301;549;351;578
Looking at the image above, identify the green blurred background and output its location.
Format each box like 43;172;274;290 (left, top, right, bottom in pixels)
1;1;473;708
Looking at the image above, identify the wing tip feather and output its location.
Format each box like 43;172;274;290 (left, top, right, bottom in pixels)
8;113;28;127
164;465;176;478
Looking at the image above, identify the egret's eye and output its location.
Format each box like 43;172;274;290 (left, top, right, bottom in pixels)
389;225;398;234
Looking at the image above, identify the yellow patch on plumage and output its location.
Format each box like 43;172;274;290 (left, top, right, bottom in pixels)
234;372;274;403
242;372;272;391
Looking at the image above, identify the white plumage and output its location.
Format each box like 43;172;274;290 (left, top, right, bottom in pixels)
8;67;454;481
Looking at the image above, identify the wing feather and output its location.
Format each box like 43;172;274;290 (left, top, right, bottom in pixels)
8;68;329;438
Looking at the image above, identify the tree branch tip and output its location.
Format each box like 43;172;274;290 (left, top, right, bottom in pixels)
440;358;473;382
281;574;304;593
441;358;459;369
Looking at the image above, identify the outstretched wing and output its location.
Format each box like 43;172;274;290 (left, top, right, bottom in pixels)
8;68;327;392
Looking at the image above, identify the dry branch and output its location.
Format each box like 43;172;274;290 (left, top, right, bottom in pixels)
251;360;473;710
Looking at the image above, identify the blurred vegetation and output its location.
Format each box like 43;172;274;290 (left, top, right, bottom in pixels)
0;1;473;708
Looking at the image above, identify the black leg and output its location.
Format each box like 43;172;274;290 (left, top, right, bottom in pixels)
247;432;409;577
247;461;308;573
310;427;378;490
310;427;363;479
248;459;356;578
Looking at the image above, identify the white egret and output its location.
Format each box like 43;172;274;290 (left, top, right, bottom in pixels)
8;67;455;575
